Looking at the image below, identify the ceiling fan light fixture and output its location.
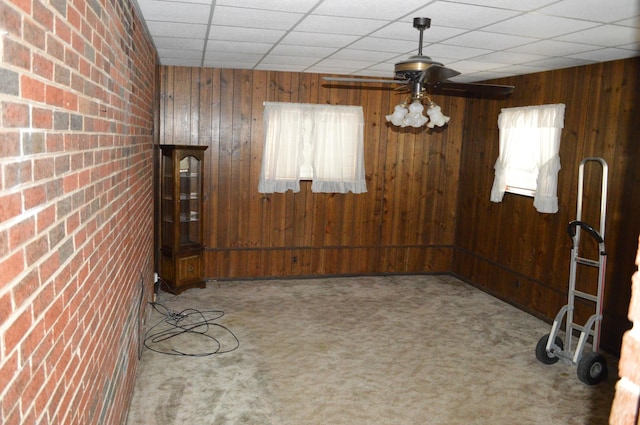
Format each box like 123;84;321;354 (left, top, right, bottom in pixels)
426;101;450;128
385;104;409;126
386;96;447;129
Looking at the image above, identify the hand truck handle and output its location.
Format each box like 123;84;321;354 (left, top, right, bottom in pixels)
567;220;604;243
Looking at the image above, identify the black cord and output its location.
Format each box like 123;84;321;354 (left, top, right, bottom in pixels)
143;302;240;356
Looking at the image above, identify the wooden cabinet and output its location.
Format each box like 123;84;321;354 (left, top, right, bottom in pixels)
159;144;208;294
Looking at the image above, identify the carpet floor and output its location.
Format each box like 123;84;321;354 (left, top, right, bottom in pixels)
126;274;617;425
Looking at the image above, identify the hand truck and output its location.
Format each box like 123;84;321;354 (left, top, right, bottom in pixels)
535;157;608;385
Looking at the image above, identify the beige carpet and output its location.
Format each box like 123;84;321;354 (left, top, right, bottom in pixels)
126;274;617;425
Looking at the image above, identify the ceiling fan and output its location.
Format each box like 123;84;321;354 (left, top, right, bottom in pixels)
323;17;515;100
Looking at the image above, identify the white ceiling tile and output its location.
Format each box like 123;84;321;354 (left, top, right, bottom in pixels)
295;15;386;35
135;0;639;80
154;36;205;50
569;47;640;62
484;14;599;38
280;32;360;48
146;21;208;38
215;0;318;13
260;55;319;66
508;39;602;56
411;1;521;29
270;45;338;58
442;0;557;12
370;22;467;42
348;37;418;54
417;44;493;61
136;0;211;24
536;0;640;23
556;25;640;48
208;26;285;43
207;41;272;54
446;60;507;73
490;64;551;75
616;16;640;28
157;48;202;60
444;31;537;51
212;6;302;30
524;56;596;70
471;51;548;65
202;51;262;63
330;49;400;62
313;0;432;20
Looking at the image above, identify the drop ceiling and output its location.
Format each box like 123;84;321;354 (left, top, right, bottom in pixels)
133;0;640;82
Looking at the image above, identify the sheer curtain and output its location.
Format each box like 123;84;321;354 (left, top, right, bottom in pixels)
490;104;565;213
258;103;304;193
259;102;366;194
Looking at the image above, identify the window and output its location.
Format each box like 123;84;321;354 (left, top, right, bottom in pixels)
490;104;565;213
258;102;367;194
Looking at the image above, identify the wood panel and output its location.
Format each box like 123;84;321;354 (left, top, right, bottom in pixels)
159;67;464;280
158;57;638;355
454;57;640;355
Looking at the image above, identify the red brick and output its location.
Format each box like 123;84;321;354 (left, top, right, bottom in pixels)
3;307;33;357
26;235;48;267
2;102;30;127
0;192;22;223
23;185;47;210
20;324;47;375
38;252;59;283
32;53;54;80
23;18;46;50
0;1;23;34
0;250;24;288
33;0;54;30
46;133;64;152
64;91;78;111
3;160;33;188
32;107;52;129
55;17;72;44
33;158;55;180
63;173;79;193
3;38;30;70
36;205;56;232
21;76;46;103
9;216;36;249
0;131;21;158
45;85;64;107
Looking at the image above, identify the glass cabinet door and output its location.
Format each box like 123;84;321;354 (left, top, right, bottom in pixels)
178;155;202;247
161;152;175;250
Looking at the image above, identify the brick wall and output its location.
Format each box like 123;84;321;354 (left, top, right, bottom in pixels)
611;235;640;424
0;0;156;423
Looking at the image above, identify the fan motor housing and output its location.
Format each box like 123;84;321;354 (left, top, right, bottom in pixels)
395;55;443;78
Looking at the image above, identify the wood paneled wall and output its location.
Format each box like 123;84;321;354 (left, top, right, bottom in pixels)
454;57;640;354
159;67;466;279
158;57;638;354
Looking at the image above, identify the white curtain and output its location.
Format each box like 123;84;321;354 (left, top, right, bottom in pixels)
258;103;304;193
490;104;565;213
259;102;367;194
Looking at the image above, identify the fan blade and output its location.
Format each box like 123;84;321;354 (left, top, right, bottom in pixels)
428;81;514;97
418;65;461;83
323;76;407;84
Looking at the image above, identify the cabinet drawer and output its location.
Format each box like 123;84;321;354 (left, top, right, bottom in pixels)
177;254;202;282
